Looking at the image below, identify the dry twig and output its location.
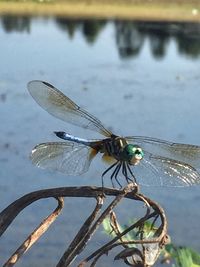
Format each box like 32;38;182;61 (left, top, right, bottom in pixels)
0;184;169;267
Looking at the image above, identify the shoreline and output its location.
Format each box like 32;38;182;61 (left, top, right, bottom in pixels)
0;1;200;22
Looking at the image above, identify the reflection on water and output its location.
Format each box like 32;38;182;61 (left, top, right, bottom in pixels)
1;15;200;59
56;18;107;43
1;15;30;33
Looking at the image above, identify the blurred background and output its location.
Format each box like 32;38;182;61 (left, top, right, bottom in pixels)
0;1;200;266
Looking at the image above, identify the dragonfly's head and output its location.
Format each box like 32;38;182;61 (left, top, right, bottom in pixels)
123;144;144;165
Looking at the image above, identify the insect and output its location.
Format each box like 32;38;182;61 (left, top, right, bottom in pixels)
28;80;200;187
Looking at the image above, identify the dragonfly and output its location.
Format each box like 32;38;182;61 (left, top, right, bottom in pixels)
28;80;200;187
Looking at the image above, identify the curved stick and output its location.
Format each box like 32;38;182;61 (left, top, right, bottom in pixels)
3;197;64;267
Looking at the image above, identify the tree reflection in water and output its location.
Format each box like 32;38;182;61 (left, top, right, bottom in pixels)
1;15;200;59
115;21;145;58
55;18;107;44
1;15;31;33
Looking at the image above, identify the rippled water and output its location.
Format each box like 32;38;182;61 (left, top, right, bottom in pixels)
0;16;200;266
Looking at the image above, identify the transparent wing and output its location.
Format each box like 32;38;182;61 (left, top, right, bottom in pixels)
27;80;112;137
30;142;97;175
131;151;200;186
126;136;200;186
126;136;200;170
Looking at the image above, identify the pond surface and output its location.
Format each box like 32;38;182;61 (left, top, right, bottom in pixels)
0;15;200;266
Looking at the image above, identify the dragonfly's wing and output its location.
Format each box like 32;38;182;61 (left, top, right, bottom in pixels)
126;136;200;186
126;136;200;170
131;151;200;186
30;142;97;175
27;80;112;137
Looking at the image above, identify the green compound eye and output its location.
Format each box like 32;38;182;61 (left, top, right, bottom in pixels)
124;144;144;161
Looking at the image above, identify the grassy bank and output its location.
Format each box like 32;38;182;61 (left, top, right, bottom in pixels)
0;0;200;21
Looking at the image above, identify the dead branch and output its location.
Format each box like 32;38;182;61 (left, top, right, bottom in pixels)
3;197;64;267
0;184;168;267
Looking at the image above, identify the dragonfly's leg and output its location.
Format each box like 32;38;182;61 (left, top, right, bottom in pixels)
110;163;119;187
122;161;133;184
102;161;118;177
114;162;122;188
126;163;137;184
110;162;122;188
101;161;118;188
122;161;129;183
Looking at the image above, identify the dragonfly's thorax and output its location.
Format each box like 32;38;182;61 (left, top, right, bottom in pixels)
101;136;144;165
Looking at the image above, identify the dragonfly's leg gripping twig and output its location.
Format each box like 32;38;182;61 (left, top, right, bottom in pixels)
110;162;122;188
126;163;137;184
101;161;118;188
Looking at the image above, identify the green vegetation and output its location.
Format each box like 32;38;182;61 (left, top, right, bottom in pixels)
102;218;200;267
164;245;200;267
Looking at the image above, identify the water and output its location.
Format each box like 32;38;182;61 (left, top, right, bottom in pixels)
0;16;200;266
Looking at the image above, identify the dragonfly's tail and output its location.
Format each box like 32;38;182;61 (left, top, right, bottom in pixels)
54;131;92;146
54;131;68;140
